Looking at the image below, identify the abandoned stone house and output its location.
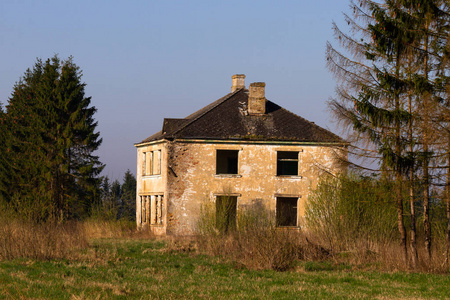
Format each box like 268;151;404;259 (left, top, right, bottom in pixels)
135;74;345;235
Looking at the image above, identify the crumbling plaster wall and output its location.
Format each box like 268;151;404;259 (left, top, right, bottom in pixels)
166;140;342;235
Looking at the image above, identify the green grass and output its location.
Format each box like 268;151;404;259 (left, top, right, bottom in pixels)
1;239;449;299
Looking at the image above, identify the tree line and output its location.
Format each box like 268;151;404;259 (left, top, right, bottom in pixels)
0;56;135;222
327;0;450;266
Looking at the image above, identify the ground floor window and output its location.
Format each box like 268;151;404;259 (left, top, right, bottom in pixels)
216;195;237;233
276;197;298;227
140;194;164;225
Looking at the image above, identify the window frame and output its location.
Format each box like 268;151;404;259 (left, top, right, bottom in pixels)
139;194;164;226
142;149;161;176
276;197;299;227
215;195;238;233
276;151;299;176
216;149;239;175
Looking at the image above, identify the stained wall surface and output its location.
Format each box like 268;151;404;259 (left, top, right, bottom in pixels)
136;140;343;236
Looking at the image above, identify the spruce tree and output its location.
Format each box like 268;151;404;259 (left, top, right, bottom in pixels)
328;0;450;265
4;56;104;221
327;0;413;263
120;170;136;221
0;103;10;204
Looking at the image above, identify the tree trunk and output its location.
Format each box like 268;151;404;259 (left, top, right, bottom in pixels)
409;168;418;267
409;94;418;267
422;24;432;263
397;175;408;263
446;150;450;267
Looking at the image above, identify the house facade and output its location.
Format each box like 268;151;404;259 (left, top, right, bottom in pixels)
135;74;345;235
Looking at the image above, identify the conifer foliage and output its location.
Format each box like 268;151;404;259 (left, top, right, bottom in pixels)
0;56;104;221
327;0;450;266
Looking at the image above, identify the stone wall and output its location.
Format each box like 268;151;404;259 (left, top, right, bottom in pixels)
164;140;343;235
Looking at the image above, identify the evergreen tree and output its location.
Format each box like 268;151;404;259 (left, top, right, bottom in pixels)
327;0;450;264
327;0;413;263
0;103;10;203
4;56;104;221
120;170;136;221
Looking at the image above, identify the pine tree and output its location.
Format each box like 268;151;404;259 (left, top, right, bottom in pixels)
4;56;104;221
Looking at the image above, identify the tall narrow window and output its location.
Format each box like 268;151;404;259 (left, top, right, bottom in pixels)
216;196;237;233
142;150;161;176
142;152;147;175
150;195;164;225
153;150;161;175
216;150;239;175
277;151;299;176
276;197;298;227
141;195;148;223
141;194;163;225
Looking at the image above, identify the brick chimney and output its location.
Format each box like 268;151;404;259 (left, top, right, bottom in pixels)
248;82;266;115
231;74;246;92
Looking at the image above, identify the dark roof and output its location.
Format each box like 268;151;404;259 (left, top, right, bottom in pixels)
139;89;342;144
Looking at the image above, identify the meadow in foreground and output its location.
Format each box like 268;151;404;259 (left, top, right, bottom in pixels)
1;238;450;299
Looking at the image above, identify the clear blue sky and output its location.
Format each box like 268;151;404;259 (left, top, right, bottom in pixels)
0;0;350;181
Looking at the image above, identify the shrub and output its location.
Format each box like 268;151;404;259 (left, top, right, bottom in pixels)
305;174;398;252
195;198;310;271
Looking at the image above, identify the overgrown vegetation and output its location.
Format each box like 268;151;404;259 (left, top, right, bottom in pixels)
306;174;398;251
0;213;88;261
195;198;328;271
327;0;450;267
306;174;450;272
0;207;144;261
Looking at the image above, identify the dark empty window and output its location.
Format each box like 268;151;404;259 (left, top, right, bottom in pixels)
276;197;298;227
216;150;239;174
216;196;237;233
277;151;298;176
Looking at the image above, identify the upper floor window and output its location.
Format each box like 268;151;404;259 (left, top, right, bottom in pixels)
216;150;239;175
143;150;161;176
277;151;298;176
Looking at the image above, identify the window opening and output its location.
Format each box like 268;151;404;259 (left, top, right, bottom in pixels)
143;150;161;176
216;196;237;233
151;195;164;225
140;195;164;225
216;150;239;174
277;151;298;176
276;197;298;227
141;195;148;223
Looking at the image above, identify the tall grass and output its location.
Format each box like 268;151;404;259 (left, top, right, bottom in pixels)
0;204;154;261
195;199;328;271
0;214;88;260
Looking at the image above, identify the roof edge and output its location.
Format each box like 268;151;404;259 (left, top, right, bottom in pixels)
169;138;348;146
134;139;168;147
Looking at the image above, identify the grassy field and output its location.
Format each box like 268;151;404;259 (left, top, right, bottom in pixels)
1;238;450;299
